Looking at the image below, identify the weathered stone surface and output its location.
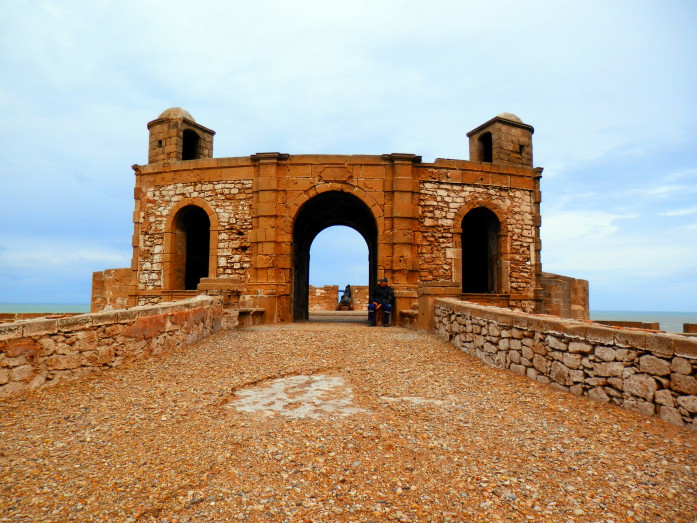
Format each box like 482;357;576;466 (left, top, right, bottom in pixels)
639;355;671;376
588;387;609;402
593;362;624;377
658;406;684;426
569;370;584;383
676;395;697;413
550;361;571;386
532;342;548;356
624;374;658;401
0;368;9;385
510;363;526;375
10;365;34;382
568;341;593;354
522;346;534;360
594;346;615;361
533;354;549;374
654;389;674;407
545;335;566;351
624;399;655;416
508;350;521;364
670;357;692;375
670;374;697;395
562;353;582;369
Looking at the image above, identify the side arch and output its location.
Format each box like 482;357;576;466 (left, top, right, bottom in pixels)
163;197;219;290
452;198;510;293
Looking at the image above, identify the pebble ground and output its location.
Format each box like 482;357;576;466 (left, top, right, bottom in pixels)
1;322;695;522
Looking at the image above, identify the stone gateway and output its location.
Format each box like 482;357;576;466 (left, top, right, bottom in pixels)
91;108;588;328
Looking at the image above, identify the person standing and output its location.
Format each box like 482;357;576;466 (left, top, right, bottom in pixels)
368;278;394;326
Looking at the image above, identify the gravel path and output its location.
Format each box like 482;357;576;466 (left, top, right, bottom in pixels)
1;322;695;522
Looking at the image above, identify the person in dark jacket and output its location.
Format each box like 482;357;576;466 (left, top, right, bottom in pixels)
368;278;394;326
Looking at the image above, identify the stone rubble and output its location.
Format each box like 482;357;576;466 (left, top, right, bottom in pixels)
1;322;695;522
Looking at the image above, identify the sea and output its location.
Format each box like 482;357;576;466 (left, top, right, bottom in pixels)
1;304;696;334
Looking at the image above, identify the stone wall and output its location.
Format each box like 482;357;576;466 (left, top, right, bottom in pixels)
0;296;222;398
308;285;370;310
91;267;133;312
434;298;697;430
309;285;339;311
540;272;589;320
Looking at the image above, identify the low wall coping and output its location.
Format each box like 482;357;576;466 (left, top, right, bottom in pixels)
435;298;697;360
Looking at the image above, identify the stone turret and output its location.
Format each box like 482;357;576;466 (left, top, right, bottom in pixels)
467;113;534;168
146;107;215;164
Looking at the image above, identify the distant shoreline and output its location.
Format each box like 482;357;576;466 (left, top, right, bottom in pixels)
1;304;695;333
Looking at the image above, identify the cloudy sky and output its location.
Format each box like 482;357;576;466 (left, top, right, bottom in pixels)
1;0;695;311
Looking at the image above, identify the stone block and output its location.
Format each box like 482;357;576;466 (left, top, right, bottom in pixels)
613;329;647;349
568;341;593;354
45;354;81;370
21;319;58;337
569;370;585;383
585;377;607;387
671;374;697;395
533;354;549;374
545;335;566;351
532;342;548;356
654;389;674;406
672;335;697;359
550;361;571;386
510;363;526;375
570;384;583;396
624;399;655;416
57;315;93;332
624;373;658;401
509;350;521;364
676;395;697;413
588;387;609;402
670;357;692;375
593;362;624;377
0;323;22;341
562;353;582;369
659;406;684;426
594;346;615;362
10;365;34;382
0;368;9;384
639;355;671;376
522;346;534;360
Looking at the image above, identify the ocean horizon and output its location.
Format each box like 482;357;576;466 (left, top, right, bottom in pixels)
1;304;695;333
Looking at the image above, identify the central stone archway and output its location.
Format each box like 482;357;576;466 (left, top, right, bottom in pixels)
292;191;378;321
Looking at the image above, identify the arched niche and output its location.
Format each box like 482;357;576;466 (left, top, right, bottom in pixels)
461;207;502;293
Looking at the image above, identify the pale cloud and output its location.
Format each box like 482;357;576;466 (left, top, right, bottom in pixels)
659;206;697;217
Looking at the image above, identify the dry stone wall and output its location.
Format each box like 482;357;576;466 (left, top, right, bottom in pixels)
434;298;697;430
0;296;222;398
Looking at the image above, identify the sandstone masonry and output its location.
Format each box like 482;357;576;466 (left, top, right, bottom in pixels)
434;298;697;430
92;108;588;328
0;296;223;398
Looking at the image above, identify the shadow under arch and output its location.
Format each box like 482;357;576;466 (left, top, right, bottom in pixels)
292;191;378;321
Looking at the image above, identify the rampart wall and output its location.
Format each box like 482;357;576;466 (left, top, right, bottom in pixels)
0;296;222;398
434;298;697;429
308;285;370;311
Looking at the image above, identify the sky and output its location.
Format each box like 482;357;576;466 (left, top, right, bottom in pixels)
0;0;696;311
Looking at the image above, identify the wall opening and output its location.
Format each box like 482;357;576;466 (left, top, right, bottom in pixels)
171;205;210;290
292;192;377;321
461;207;500;293
478;132;493;163
182;129;200;160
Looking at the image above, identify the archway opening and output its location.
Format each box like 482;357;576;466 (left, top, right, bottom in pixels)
461;207;500;293
182;129;200;160
171;205;210;290
309;225;369;310
292;191;377;321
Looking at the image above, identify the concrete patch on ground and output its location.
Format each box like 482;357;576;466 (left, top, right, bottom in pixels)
228;374;365;419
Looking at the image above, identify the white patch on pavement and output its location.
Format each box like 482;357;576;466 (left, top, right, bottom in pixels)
229;374;365;419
